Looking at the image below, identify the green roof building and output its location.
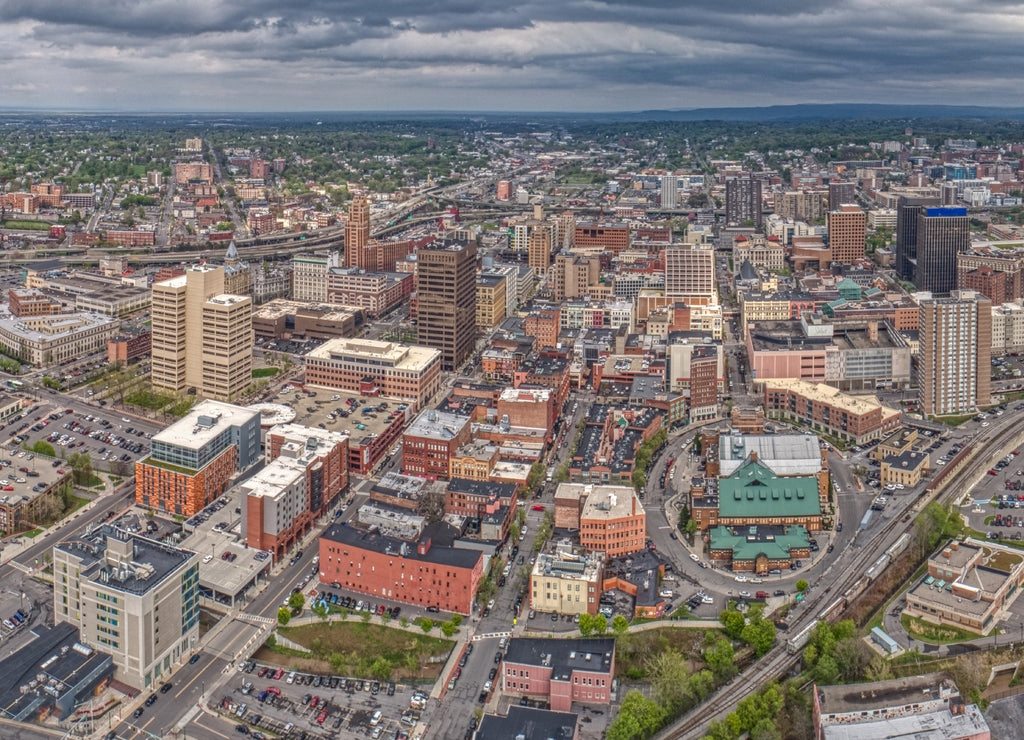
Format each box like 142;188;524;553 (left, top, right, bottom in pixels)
716;456;822;529
709;524;811;572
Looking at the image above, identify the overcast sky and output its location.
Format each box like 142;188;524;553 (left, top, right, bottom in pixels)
1;0;1022;112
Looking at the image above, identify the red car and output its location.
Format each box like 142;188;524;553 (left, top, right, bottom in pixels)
317;709;328;724
273;668;284;680
531;505;545;512
266;686;281;696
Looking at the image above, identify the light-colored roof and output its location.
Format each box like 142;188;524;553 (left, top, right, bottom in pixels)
719;433;822;477
152;400;259;451
580;485;644;521
405;409;469;441
307;337;441;373
240;459;305;500
760;378;900;420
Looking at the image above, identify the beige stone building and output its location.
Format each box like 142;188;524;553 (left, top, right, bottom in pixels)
530;544;604;616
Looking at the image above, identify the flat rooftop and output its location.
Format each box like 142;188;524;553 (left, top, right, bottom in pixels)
275;386;406;450
152;400;259;451
406;409;470;441
307;337;441;373
0;305;117;342
476;706;579;740
719;433;822;477
321;522;483;571
821;705;989;740
504;637;615;680
817;672;955;714
760;378;900;420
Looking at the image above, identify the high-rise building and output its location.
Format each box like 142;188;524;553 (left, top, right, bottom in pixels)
725;176;762;228
827;204;867;263
527;224;553;276
895;195;939;282
664;245;716;305
150;265;253;401
53;525;200;690
291;252;339;303
661;175;678;209
915;207;970;294
918;289;991;416
344;196;371;269
416;239;478;372
828;181;856;211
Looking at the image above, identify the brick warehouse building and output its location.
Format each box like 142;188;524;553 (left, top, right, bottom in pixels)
502;637;615;711
402;409;472;480
318;523;484;615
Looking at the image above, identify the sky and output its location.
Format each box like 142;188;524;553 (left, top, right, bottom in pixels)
1;0;1023;113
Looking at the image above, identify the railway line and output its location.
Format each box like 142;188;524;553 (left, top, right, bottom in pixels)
655;411;1024;740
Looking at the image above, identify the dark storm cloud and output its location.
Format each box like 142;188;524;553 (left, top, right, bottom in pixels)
1;0;1023;110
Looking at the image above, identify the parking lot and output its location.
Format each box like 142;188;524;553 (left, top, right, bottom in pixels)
223;661;425;740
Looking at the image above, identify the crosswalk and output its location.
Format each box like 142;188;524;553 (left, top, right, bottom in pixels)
472;631;511;642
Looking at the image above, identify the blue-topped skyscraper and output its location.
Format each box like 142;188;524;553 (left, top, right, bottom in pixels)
914;207;970;294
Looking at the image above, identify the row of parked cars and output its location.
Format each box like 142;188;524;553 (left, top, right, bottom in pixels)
3;608;28;632
313;589;402;619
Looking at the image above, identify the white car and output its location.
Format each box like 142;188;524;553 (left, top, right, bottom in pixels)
734;574;748;583
202;555;213;564
689;553;700;562
658;590;673;598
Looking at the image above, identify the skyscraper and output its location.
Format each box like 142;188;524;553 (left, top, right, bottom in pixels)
828;181;856;211
895;194;939;282
661;175;678;209
417;239;478;372
725;176;762;228
917;289;991;416
915;207;970;294
664;245;716;306
827;204;867;263
151;265;253;401
344;195;371;268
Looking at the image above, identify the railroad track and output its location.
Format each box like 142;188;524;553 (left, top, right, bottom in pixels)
656;413;1024;740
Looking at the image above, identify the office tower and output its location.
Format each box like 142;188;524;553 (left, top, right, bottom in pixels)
915;207;970;294
661;175;678;209
417;239;478;372
54;525;200;689
918;290;991;416
828;181;856;211
151;265;253;401
344;196;371;268
291;252;340;302
527;225;552;276
725;176;762;228
895;194;939;282
827;204;867;263
664;245;716;306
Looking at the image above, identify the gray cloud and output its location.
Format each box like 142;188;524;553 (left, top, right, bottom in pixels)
0;0;1022;110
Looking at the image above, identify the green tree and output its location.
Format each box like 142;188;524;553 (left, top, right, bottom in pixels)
646;650;690;712
833;637;870;682
418;617;434;633
606;689;666;740
311;601;329;622
612;615;630;636
451;614;463;627
741;616;777;657
795;579;809;593
370;657;393;680
288;592;305;612
440;621;457;638
813;654;840;684
578;613;595;636
686;669;716;703
32;440;56;457
719;609;746;640
277;607;291;626
704;638;737;682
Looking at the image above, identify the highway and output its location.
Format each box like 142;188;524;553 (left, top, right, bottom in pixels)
654;409;1024;740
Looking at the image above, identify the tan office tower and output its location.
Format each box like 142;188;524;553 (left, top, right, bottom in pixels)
917;289;991;416
344;196;371;268
528;226;553;276
151;264;253;401
827;204;867;263
664;245;716;306
417;240;478;372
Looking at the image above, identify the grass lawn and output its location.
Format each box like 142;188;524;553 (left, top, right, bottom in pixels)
125;388;174;410
22;528;43;538
986;549;1023;572
67;494;91;514
252;367;280;379
901;613;983;644
257;622;454;681
1;220;51;231
931;413;975;426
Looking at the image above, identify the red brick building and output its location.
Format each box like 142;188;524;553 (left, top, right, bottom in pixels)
107;331;152;364
574;222;630;255
265;424;349;516
135;446;237;517
103;229;156;247
8;288;58;317
402;410;472;480
961;266;1007;307
688;345;719;422
318;524;484;615
762;378;902;445
502;638;615;711
524;307;561;350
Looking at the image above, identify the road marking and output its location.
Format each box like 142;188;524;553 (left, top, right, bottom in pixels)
473;631;511;641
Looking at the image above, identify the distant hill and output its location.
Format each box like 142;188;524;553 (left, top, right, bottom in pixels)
626;103;1024;122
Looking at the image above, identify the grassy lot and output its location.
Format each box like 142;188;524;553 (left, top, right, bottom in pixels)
22;528;43;538
252;367;280;379
1;220;50;231
933;413;975;427
68;494;91;513
901;613;984;644
257;622;454;681
125;388;174;410
986;549;1023;572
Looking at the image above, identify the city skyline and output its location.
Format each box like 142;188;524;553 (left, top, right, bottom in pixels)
2;1;1023;112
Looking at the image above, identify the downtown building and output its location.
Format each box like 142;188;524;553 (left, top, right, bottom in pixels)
53;525;200;691
915;207;971;294
416;239;478;372
917;289;991;416
150;264;253;402
725;176;763;228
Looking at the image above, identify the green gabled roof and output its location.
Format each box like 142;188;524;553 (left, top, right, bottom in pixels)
709;525;810;560
718;457;821;519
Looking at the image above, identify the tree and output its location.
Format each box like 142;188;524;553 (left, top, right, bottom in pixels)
440;621;457;638
795;579;809;593
813;653;840;684
741;616;777;657
578;612;595;636
418;617;434;633
312;601;329;622
686;669;715;703
612;615;630;636
719;608;746;640
704;638;737;682
646;650;690;712
593;613;608;635
370;657;393;680
606;689;666;740
833;637;870;682
451;614;463;627
288;592;305;612
277;607;291;626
